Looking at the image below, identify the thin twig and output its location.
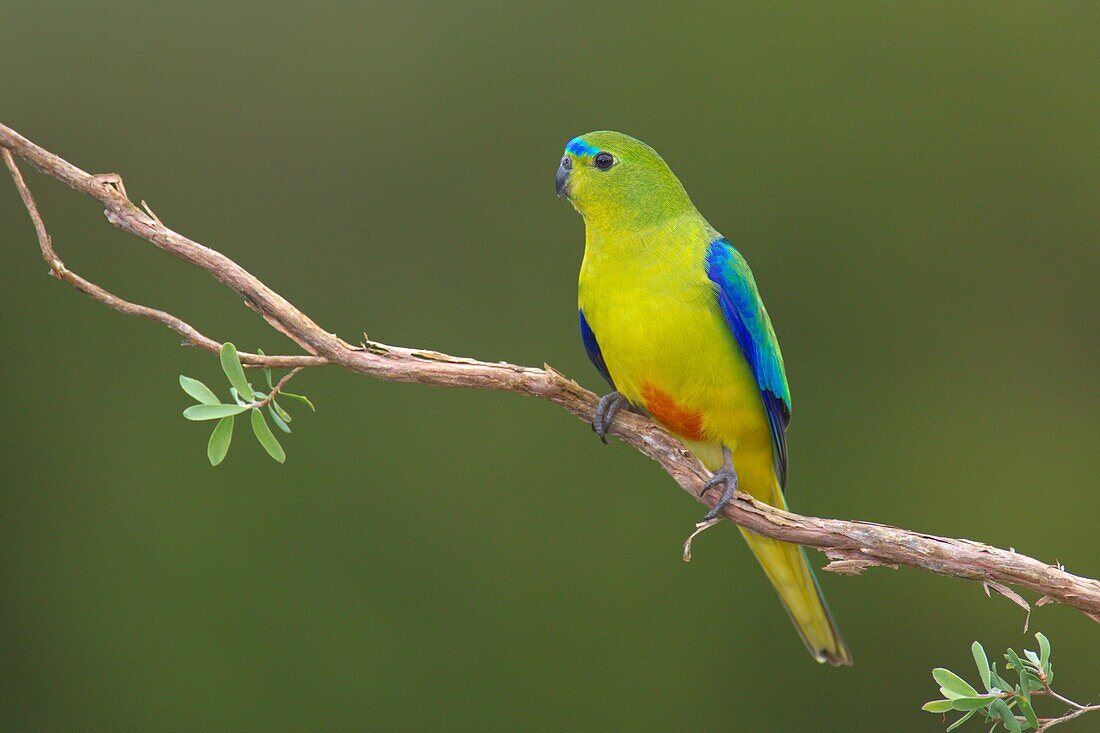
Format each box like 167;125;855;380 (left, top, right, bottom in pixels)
1035;704;1099;731
3;121;1099;622
1043;684;1094;712
1;147;325;369
251;367;304;408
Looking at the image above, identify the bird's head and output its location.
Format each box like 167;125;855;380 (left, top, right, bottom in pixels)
556;131;694;228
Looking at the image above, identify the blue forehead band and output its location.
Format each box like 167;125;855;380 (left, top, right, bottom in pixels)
565;138;601;157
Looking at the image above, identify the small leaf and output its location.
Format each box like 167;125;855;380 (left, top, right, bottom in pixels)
220;343;253;401
1014;660;1034;706
1016;682;1031;709
229;388;248;406
269;404;291;434
207;415;234;465
972;641;992;691
934;668;980;699
280;392;315;411
950;696;997;711
922;699;955;713
183;404;249;421
272;400;292;424
1016;696;1039;730
257;348;274;390
250;409;285;463
179;375;220;405
945;709;976;732
991;698;1022;733
1005;649;1031;693
990;663;1011;692
1036;633;1051;674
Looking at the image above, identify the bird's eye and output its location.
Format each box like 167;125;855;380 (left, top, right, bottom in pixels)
593;152;615;171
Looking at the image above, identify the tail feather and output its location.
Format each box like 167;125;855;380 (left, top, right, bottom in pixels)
739;481;851;666
683;440;850;664
739;526;851;665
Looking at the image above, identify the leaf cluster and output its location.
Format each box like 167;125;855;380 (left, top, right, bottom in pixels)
924;634;1061;731
179;344;314;465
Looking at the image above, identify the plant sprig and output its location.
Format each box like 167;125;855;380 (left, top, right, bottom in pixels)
179;343;315;465
924;633;1098;731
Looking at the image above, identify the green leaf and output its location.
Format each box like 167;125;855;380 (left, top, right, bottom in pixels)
973;641;992;691
922;699;955;713
229;388;248;406
934;668;980;699
990;663;1011;692
250;409;285;463
280;392;315;411
1016;696;1039;730
220;343;253;401
1035;633;1051;674
179;375;219;405
1014;662;1034;706
272;400;292;424
1016;684;1031;708
1005;649;1039;692
183;404;249;421
946;709;977;731
950;696;997;711
207;416;234;466
1023;650;1041;668
268;404;291;434
990;698;1022;732
257;348;274;390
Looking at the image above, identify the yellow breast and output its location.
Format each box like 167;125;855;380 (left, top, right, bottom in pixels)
577;217;773;466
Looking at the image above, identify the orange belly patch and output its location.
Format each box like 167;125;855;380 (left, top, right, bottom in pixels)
640;383;706;441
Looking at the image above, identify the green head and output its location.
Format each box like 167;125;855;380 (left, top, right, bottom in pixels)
556;131;695;228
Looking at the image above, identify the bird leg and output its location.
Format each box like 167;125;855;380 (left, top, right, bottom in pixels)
592;391;628;444
701;447;739;521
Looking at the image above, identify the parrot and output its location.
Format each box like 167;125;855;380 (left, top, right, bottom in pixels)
556;131;851;666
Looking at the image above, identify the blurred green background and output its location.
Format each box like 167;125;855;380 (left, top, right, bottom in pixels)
2;2;1097;730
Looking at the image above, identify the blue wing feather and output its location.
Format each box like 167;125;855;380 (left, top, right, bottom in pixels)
579;310;615;389
705;239;791;487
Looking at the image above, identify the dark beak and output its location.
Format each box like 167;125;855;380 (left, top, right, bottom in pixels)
555;156;572;198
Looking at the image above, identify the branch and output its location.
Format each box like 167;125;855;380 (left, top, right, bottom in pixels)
4;122;1099;622
1;147;323;369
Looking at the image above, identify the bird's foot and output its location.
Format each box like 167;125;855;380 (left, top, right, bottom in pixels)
701;448;739;521
592;391;628;444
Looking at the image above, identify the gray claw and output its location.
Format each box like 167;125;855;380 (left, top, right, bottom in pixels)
702;448;739;521
593;391;627;444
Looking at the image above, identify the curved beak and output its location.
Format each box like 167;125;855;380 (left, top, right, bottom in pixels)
555;155;572;199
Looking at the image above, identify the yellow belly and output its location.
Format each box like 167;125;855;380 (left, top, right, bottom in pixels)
574;212;850;665
578;223;776;492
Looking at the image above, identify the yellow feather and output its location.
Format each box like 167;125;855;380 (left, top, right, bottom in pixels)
578;211;850;665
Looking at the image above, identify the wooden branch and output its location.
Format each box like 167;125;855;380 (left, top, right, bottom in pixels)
1;146;323;369
4;121;1098;622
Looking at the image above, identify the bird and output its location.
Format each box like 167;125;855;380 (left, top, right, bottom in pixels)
556;131;851;666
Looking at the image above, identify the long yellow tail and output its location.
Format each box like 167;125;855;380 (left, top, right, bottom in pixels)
739;483;852;666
